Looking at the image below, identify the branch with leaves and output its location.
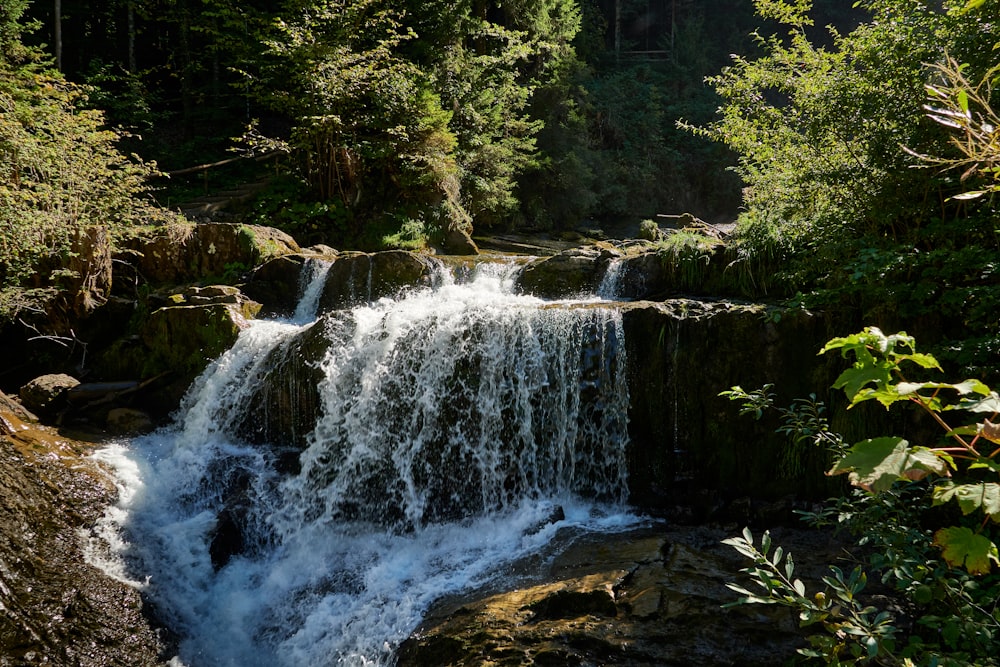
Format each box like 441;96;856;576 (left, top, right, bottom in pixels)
907;55;1000;201
821;328;1000;574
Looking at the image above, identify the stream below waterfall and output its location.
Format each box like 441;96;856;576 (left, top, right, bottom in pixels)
87;257;642;667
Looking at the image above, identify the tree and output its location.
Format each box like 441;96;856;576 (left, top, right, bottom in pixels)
0;4;172;293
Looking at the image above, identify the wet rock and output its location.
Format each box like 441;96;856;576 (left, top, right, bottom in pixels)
234;312;341;448
0;391;38;424
398;526;840;667
242;255;308;318
318;250;439;311
118;222;300;286
516;247;606;298
0;394;164;663
105;407;155;435
619;298;839;511
18;373;80;416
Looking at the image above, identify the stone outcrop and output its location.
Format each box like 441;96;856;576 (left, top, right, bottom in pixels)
516;241;755;302
318;250;440;311
619;299;841;512
516;246;616;298
242;255;310;318
87;285;262;415
0;395;164;664
118;222;300;286
398;525;846;667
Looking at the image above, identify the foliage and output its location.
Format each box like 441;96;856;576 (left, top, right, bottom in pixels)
821;328;1000;574
722;328;1000;664
0;12;172;293
688;0;1000;378
911;55;1000;202
724;528;897;665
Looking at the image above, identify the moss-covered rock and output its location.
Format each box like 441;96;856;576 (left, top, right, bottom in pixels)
136;286;262;407
515;247;610;298
119;222;300;286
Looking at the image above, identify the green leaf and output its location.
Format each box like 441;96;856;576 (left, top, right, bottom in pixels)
828;437;950;492
933;482;1000;520
933;526;1000;575
957;89;969;114
832;365;894;405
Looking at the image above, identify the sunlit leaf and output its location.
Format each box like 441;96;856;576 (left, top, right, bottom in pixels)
981;419;1000;445
933;482;1000;520
950;392;1000;413
951;190;987;200
828;437;950;492
933;526;1000;575
957;89;970;114
833;366;894;404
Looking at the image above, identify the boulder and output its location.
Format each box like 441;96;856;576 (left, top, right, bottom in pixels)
318;250;440;311
516;247;608;298
442;225;479;256
18;373;80;416
119;222;300;286
138;286;261;404
242;255;309;318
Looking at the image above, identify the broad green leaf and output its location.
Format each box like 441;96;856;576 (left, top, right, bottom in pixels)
933;482;1000;520
833;366;893;404
829;437;950;492
933;526;1000;575
897;380;987;396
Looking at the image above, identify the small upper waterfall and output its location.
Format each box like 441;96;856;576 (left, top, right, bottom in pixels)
93;257;635;667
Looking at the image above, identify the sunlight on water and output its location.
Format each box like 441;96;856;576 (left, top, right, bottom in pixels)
89;257;637;666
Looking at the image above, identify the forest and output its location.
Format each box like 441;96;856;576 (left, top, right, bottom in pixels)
2;0;996;369
3;0;1000;663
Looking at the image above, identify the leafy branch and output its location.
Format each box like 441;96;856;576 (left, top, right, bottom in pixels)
821;327;1000;574
723;528;897;665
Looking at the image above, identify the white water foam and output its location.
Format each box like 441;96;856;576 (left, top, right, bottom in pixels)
90;260;637;667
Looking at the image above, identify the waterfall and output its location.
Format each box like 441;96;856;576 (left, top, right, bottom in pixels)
597;257;626;300
92;258;635;667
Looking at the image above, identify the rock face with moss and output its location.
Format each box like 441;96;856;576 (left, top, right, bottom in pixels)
119;222;300;285
516;237;754;301
618;299;837;513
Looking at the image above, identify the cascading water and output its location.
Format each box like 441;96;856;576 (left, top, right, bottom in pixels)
91;257;637;667
596;257;626;300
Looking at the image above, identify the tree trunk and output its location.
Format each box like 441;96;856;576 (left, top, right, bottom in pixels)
53;0;62;71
